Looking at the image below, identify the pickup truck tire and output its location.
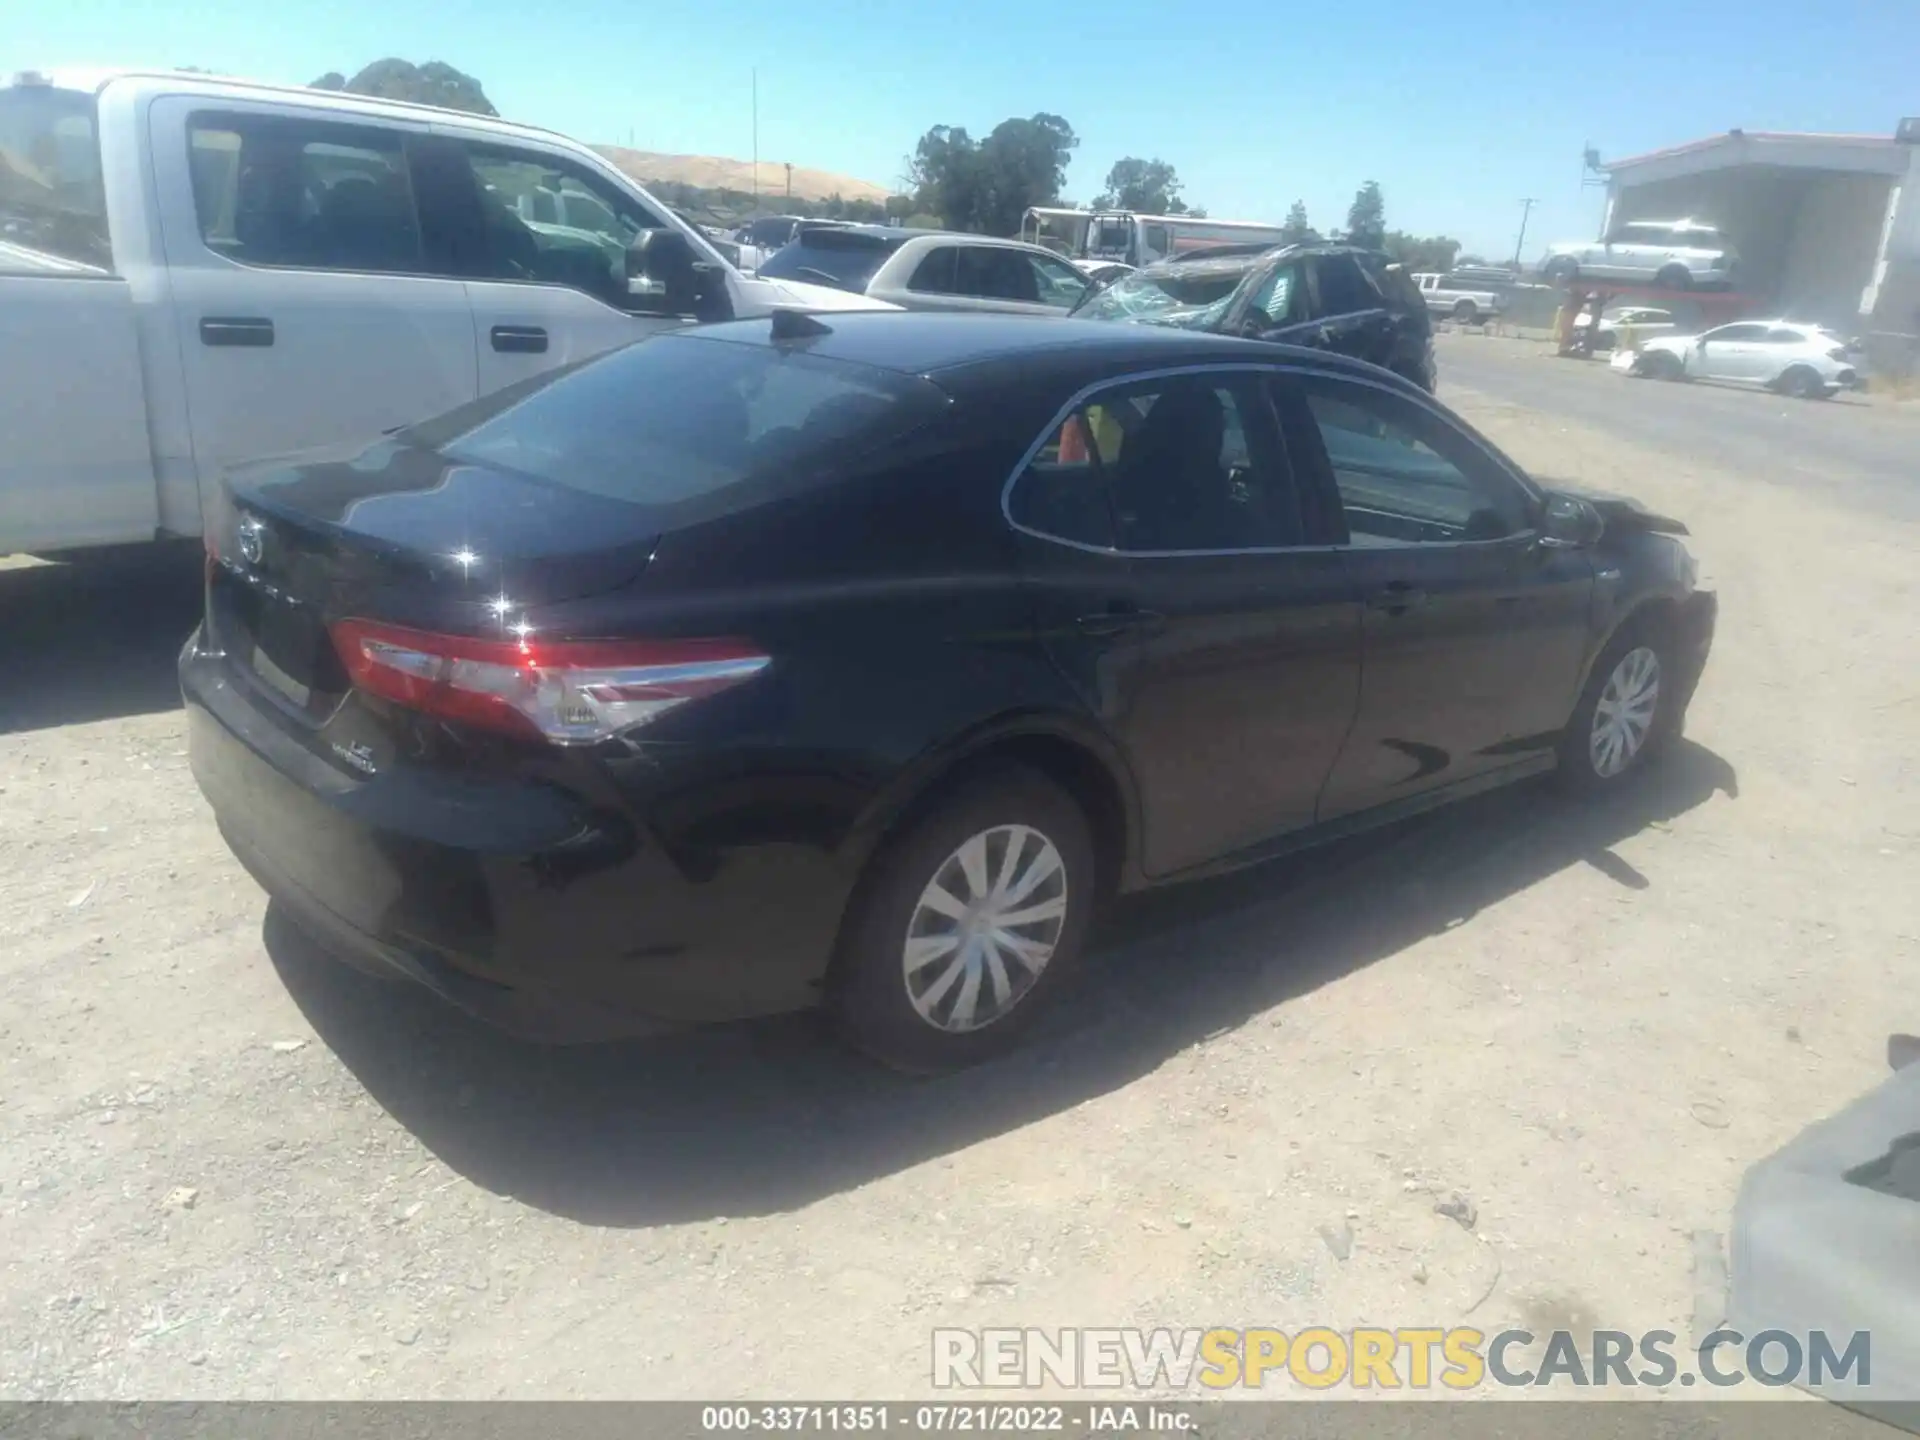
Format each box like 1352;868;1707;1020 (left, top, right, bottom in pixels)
1451;299;1478;323
1655;265;1692;292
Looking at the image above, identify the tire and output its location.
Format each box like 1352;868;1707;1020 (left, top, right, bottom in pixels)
1777;366;1823;400
1655;264;1692;292
1543;257;1579;284
1451;298;1478;323
1644;351;1684;381
830;764;1096;1073
1557;621;1678;795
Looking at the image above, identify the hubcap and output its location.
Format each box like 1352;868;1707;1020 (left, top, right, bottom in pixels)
1589;646;1661;778
902;825;1068;1034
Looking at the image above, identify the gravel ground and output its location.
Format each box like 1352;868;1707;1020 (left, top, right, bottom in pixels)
0;381;1912;1402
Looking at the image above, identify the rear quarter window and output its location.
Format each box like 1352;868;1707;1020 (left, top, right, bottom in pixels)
403;333;951;523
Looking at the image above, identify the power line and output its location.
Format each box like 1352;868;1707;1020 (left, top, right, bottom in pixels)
1511;198;1539;270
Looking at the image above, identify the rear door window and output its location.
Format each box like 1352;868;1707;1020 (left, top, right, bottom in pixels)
907;244;958;294
1310;253;1377;318
187;113;423;274
1010;373;1302;552
0;85;111;272
404;333;950;518
952;245;1041;303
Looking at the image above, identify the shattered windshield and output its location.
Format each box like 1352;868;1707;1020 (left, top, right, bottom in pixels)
1073;266;1245;326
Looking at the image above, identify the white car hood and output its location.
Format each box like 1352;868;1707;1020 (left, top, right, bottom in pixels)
749;276;901;313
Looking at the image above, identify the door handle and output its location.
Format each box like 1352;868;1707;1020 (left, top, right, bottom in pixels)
1366;583;1430;614
200;317;274;348
490;325;549;354
1074;603;1163;637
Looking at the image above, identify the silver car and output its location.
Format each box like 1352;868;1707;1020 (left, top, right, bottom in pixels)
755;227;1095;316
1539;218;1737;291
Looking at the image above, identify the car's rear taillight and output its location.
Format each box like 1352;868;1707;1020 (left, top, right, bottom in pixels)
328;619;769;745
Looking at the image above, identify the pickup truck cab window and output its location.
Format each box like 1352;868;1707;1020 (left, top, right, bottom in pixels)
187;114;423;274
445;141;665;309
0;85;112;273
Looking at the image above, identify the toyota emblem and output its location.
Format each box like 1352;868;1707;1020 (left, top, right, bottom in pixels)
237;517;265;566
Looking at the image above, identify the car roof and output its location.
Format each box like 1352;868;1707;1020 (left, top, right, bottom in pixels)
1140;241;1383;278
683;311;1393;385
790;224;938;245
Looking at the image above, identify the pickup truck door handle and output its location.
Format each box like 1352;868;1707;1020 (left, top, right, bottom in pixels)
199;317;274;348
1075;603;1164;637
490;325;549;354
1366;583;1430;614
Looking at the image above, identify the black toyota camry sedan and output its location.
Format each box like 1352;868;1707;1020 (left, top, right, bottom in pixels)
183;313;1715;1072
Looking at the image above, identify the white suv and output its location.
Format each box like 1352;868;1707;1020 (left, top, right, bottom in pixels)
1539;219;1737;291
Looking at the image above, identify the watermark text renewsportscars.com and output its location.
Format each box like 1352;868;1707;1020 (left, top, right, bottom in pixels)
932;1326;1871;1392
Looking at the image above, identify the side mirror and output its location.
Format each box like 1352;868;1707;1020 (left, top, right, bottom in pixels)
624;229;731;319
1540;493;1605;548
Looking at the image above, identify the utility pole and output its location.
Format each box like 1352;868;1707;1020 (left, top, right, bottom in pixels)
785;162;792;201
751;68;759;201
1511;197;1538;270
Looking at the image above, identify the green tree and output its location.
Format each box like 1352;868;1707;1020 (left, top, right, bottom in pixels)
1345;180;1385;249
908;114;1077;234
1279;199;1315;245
310;60;497;117
1382;231;1462;273
1095;157;1188;215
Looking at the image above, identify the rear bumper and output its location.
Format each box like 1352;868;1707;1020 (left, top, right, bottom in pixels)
181;630;850;1042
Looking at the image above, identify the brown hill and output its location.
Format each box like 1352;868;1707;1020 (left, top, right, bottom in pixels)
594;146;892;205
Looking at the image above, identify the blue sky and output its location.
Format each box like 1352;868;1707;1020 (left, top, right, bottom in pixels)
13;0;1914;257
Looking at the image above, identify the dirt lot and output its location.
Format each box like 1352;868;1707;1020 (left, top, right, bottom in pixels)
1;382;1913;1401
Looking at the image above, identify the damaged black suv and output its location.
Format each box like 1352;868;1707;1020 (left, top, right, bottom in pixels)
1071;242;1436;391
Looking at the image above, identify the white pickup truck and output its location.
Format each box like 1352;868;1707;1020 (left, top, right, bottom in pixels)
1410;271;1505;324
0;69;892;557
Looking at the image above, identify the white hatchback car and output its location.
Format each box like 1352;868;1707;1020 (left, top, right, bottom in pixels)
1540;219;1737;291
1574;306;1676;349
1627;320;1859;398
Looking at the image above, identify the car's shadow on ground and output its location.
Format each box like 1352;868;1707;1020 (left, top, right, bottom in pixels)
270;741;1738;1229
0;546;202;734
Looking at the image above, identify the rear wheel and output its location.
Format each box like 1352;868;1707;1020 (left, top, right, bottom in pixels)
831;766;1096;1073
1778;365;1824;399
1558;623;1676;794
1543;256;1579;284
1643;350;1684;381
1451;298;1478;323
1655;264;1692;292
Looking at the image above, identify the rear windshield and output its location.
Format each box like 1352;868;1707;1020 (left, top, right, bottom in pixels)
757;231;899;292
0;86;111;273
1073;266;1246;325
401;333;949;516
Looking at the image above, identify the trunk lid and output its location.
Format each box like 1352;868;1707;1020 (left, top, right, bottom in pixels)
210;440;661;724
